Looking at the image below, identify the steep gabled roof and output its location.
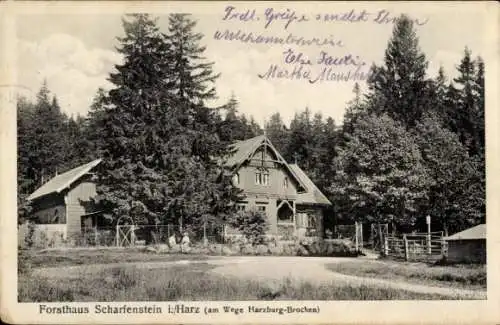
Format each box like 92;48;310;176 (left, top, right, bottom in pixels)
27;159;102;201
225;135;267;167
225;135;309;191
289;164;332;206
444;224;486;241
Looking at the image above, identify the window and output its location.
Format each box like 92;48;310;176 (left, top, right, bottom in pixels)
263;173;269;185
236;204;246;212
257;205;267;213
232;173;240;185
283;177;289;188
255;172;270;185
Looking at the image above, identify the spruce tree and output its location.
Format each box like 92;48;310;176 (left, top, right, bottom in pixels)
162;13;241;229
218;93;247;142
30;82;67;185
452;47;478;154
366;15;430;127
94;14;174;227
265;112;289;155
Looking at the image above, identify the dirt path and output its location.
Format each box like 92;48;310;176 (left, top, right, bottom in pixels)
209;256;486;299
31;256;485;299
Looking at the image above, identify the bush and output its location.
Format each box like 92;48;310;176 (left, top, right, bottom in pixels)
229;210;268;245
18;249;32;275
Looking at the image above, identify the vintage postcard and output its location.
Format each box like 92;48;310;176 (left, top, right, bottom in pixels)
0;1;499;324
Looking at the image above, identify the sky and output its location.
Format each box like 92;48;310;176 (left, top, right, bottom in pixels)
14;2;489;126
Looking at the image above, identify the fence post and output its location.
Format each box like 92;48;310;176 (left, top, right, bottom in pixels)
203;221;208;246
404;234;409;261
94;227;98;246
384;236;388;256
427;233;432;255
360;224;364;249
115;225;119;247
131;225;135;246
441;237;446;257
355;222;359;252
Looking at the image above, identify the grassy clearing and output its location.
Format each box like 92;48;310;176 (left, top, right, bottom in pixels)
24;248;209;268
19;263;464;302
326;260;486;290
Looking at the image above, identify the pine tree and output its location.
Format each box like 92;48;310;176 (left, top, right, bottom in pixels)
162;13;243;229
265;112;289;155
366;15;430;127
80;88;109;161
94;14;175;227
473;56;485;157
429;66;449;123
17;96;36;223
451;47;476;153
287;108;313;167
30;82;68;185
218;93;247;141
342;82;368;136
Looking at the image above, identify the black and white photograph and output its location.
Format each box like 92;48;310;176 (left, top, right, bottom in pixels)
1;1;498;324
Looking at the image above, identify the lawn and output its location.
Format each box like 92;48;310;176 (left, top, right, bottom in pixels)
21;247;210;269
326;259;486;290
19;261;464;302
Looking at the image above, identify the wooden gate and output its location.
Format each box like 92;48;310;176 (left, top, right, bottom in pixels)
370;223;388;251
115;216;136;247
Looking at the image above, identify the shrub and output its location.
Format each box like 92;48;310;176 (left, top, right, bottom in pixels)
24;222;36;248
229;210;268;245
18;249;32;275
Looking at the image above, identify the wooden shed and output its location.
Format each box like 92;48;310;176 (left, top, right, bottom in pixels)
20;159;102;246
444;224;486;264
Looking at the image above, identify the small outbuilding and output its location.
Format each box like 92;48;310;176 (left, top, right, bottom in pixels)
444;224;486;264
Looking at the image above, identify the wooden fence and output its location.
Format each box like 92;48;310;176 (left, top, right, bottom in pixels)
384;232;447;261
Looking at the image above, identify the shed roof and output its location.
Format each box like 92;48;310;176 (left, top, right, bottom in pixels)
444;224;486;241
27;159;102;201
289;164;332;206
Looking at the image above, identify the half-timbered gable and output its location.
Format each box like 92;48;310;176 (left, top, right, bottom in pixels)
226;135;332;239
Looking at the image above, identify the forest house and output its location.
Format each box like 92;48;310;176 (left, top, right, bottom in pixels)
20;135;332;246
224;135;332;240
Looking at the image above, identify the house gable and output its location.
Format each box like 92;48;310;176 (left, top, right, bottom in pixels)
227;136;307;194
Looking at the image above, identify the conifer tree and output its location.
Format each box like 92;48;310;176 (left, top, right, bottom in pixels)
366;15;430;127
94;14;175;227
30;82;67;185
218;93;247;142
163;13;242;229
265;112;289;155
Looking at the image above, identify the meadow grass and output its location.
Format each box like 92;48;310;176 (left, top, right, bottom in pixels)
25;248;209;268
19;263;463;302
326;260;486;289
